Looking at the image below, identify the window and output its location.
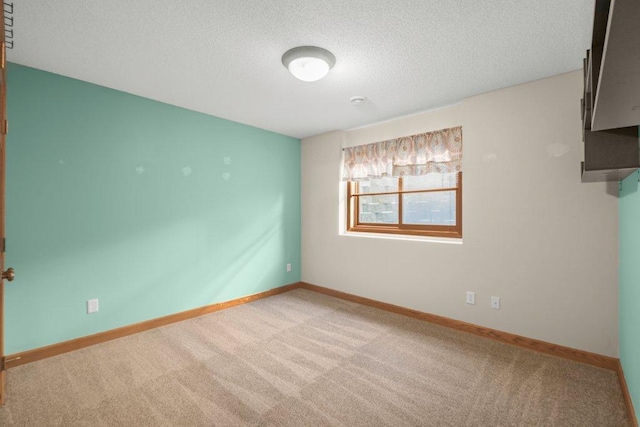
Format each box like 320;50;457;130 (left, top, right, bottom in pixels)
342;126;462;239
346;172;462;238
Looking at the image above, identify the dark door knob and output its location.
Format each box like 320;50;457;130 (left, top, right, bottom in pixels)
2;267;15;281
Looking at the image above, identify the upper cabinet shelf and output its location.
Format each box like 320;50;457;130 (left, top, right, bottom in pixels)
590;0;640;131
580;0;640;182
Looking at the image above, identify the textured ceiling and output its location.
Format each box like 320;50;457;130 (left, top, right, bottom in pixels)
8;0;594;139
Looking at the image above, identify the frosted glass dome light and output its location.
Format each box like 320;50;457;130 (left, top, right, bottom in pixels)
282;46;336;82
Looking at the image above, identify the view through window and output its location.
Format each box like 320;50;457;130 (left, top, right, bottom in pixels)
347;171;461;238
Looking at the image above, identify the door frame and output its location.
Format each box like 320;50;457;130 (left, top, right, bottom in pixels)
0;0;8;406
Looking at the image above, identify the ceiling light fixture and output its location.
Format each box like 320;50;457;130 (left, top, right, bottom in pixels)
282;46;336;82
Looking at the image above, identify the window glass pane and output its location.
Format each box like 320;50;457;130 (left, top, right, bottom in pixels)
402;191;456;225
402;172;457;191
358;177;399;194
359;194;399;224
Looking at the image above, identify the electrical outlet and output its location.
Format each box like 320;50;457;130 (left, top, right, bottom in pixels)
491;296;500;310
466;291;475;305
87;298;99;314
286;263;292;272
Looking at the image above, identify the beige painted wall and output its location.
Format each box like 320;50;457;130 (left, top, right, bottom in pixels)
301;71;619;357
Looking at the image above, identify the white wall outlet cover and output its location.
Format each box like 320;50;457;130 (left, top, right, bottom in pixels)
491;296;501;309
286;263;292;272
466;291;475;305
87;298;99;314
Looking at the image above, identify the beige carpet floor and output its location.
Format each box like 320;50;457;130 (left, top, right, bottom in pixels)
0;288;630;426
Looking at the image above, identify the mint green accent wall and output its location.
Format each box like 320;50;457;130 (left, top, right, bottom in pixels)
619;170;640;416
5;63;301;354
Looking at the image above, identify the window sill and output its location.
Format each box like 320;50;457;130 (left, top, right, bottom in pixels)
340;230;463;244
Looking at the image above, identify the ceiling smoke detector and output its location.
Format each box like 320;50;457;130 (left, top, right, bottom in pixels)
350;96;367;105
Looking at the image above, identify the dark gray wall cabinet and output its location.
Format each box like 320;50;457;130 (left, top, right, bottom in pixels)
581;0;640;182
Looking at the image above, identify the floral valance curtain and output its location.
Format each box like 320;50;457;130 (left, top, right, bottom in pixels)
341;126;462;181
